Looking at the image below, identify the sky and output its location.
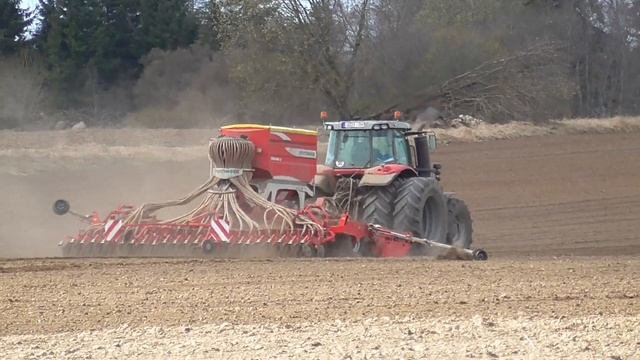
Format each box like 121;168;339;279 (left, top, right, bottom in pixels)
22;0;38;8
20;0;39;36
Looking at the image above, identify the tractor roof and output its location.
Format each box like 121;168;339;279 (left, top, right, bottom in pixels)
324;120;411;131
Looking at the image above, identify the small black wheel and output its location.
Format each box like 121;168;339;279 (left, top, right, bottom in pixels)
472;249;488;261
301;244;315;257
123;230;134;244
201;240;215;254
53;199;70;216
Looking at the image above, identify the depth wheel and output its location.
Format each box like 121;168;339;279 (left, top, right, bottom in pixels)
201;240;215;255
301;244;315;257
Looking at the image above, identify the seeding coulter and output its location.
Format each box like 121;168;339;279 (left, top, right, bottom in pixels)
55;119;487;260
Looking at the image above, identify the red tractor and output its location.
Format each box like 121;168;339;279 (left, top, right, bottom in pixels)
313;114;473;251
221;114;473;251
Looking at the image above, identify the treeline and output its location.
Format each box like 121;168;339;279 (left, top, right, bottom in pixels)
1;0;640;129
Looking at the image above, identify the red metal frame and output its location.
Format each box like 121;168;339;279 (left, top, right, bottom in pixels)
63;205;335;250
60;202;422;257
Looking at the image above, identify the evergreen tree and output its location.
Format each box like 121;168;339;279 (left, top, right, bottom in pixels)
33;0;200;103
93;0;143;82
34;0;101;99
195;0;222;50
0;0;33;55
139;0;198;51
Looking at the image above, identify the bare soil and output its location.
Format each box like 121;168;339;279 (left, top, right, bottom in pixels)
0;257;638;358
436;133;640;257
1;128;639;358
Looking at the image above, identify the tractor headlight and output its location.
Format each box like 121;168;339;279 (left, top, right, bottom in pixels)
372;124;389;130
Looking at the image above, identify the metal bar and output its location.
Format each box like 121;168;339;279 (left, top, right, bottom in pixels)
368;224;488;261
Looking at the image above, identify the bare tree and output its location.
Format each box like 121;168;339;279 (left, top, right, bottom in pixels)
369;43;573;122
279;0;370;119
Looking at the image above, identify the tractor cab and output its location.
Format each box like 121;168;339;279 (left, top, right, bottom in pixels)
323;120;412;170
321;115;437;175
314;114;440;198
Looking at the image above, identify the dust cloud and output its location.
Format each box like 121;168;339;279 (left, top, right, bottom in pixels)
0;158;210;258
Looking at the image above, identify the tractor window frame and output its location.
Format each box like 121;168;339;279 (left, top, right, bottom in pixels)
325;129;410;169
325;130;372;168
392;130;411;165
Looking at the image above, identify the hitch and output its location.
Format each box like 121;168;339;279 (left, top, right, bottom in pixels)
53;199;97;223
368;224;488;261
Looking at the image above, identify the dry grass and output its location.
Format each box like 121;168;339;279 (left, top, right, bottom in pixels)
0;145;205;161
432;116;640;143
0;117;638;170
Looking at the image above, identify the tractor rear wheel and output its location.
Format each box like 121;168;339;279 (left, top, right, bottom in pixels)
446;197;473;248
393;177;448;243
357;178;404;229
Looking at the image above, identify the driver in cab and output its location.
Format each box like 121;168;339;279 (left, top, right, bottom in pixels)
373;137;394;165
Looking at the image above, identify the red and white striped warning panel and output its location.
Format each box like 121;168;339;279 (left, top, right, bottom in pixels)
210;218;230;242
103;219;124;242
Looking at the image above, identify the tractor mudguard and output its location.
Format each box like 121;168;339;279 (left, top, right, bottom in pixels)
358;164;417;187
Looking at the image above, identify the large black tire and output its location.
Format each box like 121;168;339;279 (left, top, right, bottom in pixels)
393;177;448;243
446;197;473;248
357;178;404;229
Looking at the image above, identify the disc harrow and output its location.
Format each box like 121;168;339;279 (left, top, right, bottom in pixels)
58;204;333;258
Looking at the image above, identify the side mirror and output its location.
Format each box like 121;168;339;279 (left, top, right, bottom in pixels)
427;133;438;151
